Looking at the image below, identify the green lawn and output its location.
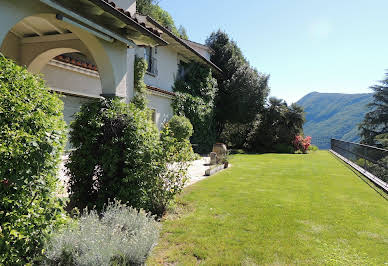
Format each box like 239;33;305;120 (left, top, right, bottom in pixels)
148;151;388;265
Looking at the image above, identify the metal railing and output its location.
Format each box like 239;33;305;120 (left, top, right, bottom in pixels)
311;136;342;149
331;139;388;183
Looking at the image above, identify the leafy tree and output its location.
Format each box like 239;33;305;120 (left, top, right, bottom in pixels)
359;72;388;146
246;98;305;152
136;0;188;39
177;25;188;40
206;30;270;139
375;133;388;148
0;55;67;264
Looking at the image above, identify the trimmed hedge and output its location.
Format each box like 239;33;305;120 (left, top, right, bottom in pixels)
163;115;193;141
0;55;67;264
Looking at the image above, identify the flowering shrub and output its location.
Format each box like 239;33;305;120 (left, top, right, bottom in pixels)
293;135;311;153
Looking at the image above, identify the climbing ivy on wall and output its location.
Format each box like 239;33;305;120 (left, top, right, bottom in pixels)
132;56;148;109
172;62;218;153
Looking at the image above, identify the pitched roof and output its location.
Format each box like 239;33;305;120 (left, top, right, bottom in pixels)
138;14;222;74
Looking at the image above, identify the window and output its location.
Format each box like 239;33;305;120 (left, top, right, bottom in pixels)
144;47;157;75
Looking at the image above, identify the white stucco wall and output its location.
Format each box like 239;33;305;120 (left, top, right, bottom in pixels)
183;40;212;61
147;93;173;129
41;60;173;130
191;46;211;61
126;48;136;101
136;45;178;92
60;95;92;150
114;0;136;14
41;63;102;97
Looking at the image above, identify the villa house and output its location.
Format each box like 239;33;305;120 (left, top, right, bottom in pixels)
0;0;221;141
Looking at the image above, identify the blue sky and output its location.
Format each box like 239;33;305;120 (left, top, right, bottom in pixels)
158;0;388;103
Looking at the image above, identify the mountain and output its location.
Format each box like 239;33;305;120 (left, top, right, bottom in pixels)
296;92;373;149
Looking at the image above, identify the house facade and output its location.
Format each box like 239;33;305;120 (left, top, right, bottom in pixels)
0;0;220;140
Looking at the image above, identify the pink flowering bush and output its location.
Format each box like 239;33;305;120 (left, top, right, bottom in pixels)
293;135;311;153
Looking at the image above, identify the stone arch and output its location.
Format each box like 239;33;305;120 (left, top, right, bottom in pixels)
27;48;79;73
0;2;128;98
37;13;128;98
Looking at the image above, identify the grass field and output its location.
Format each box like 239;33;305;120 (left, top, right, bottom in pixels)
148;151;388;265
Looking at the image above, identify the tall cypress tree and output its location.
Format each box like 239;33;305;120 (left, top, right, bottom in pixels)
359;72;388;146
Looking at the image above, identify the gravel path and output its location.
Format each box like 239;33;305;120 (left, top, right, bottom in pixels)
186;157;210;187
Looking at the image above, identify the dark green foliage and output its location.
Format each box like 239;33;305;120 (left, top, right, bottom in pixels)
177;25;188;40
359;73;388;146
206;30;270;140
133;56;148;109
136;0;188;39
297;92;373;148
45;201;160;265
219;122;251;149
0;55;67;264
370;156;388;182
375;133;388;148
246;98;305;153
66;98;191;216
274;143;295;154
172;63;218;153
160;119;196;165
163;115;193;141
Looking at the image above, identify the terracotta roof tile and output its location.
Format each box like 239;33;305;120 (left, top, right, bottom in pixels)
55;55;98;71
146;85;175;96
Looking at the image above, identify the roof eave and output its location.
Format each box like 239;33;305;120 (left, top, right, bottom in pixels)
145;16;223;75
86;0;168;46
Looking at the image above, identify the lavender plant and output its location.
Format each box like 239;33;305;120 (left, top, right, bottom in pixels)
44;201;160;265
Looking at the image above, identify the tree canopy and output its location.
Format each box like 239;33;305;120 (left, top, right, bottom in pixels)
136;0;188;39
359;72;388;146
246;98;305;152
206;30;270;138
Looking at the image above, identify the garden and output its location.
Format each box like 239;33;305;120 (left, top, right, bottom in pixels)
1;27;386;265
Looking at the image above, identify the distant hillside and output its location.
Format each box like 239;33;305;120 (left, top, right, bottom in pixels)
296;92;373;149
